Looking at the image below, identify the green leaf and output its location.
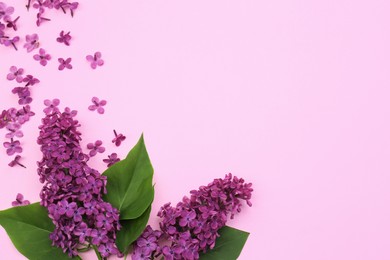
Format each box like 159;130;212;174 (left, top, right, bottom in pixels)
102;134;154;220
0;203;81;260
116;205;152;253
199;226;249;260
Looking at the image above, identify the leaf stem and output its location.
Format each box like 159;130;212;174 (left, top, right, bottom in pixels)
92;245;103;260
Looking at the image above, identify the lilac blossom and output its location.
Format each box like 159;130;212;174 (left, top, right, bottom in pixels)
7;66;24;82
58;57;72;70
11;193;30;207
87;140;105;157
8;155;26;168
112;130;126;147
12;86;32;105
23;74;40;86
103;153;120;167
5;123;23;138
5;15;19;30
56;30;71;46
3;138;22;155
23;33;39;52
33;48;51;66
88;97;107;114
86;52;104;69
1;36;19;50
0;2;14;20
36;9;51;26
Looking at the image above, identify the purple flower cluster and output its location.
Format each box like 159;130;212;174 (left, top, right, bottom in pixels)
37;100;121;257
132;173;253;260
0;2;20;50
26;0;79;26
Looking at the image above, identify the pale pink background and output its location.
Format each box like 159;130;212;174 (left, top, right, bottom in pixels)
1;1;390;259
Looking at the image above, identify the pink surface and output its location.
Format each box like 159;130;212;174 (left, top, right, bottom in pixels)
1;1;390;259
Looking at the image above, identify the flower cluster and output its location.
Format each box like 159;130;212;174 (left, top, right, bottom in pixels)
132;173;253;260
26;0;79;26
0;2;20;50
37;100;121;257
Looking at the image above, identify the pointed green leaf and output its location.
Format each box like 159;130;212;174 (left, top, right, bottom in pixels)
116;205;152;253
0;203;80;260
199;226;249;260
103;134;154;220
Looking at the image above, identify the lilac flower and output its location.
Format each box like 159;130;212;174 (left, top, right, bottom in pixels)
7;66;24;82
68;2;79;17
11;193;30;207
12;86;32;105
3;138;22;155
58;57;72;70
23;74;40;86
112;130;126;146
73;222;91;244
98;243;119;257
4;15;19;31
8;155;26;168
86;52;104;69
5;123;23;138
58;200;77;218
23;33;39;52
56;30;71;46
43;98;60;115
16;105;35;124
0;2;14;20
87;140;105;157
2;36;19;50
88;97;107;114
36;9;51;26
103;153;120;167
33;48;51;66
132;226;162;259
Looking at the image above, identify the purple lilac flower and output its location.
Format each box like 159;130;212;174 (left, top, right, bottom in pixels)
3;138;22;155
23;33;39;52
37;102;121;257
8;155;26;168
0;2;14;20
11;193;30;206
7;66;24;82
1;36;19;50
86;52;104;69
88;97;107;114
12;86;32;105
36;9;51;26
132;174;253;260
5;123;23;138
16;105;35;124
33;48;51;66
87;140;105;157
103;153;120;167
112;130;126;147
58;57;72;70
23;74;40;86
5;15;19;30
56;30;71;46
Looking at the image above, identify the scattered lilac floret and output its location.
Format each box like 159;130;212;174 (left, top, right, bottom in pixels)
3;138;22;155
5;123;23;138
5;15;19;31
103;153;120;167
33;48;51;66
112;130;126;147
36;9;51;26
2;36;19;50
88;97;107;114
87;140;105;157
23;74;40;86
57;30;71;46
58;57;72;70
11;193;30;206
7;66;24;82
43;98;60;115
8;155;26;168
23;33;39;52
86;52;104;69
12;86;32;105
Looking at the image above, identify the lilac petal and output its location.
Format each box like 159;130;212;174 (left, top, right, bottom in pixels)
97;107;104;114
88;105;97;111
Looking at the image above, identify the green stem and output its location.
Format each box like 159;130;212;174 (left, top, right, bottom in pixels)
92;245;103;260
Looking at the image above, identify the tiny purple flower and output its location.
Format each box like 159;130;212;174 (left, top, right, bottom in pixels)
11;193;30;207
33;48;51;66
8;155;26;168
12;86;32;105
112;130;126;147
23;34;39;52
86;52;104;69
7;66;24;82
87;140;105;157
0;2;14;20
58;200;77;218
88;97;107;114
2;36;19;50
5;15;19;31
58;57;72;70
57;30;71;46
5;123;23;139
3;138;22;155
43;98;60;115
103;153;120;167
36;10;51;26
23;74;40;86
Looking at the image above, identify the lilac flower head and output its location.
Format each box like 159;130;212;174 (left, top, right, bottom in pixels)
36;10;51;26
5;123;23;139
33;48;51;66
57;30;71;46
87;140;105;157
23;33;39;52
7;66;24;82
3;138;22;155
88;97;107;114
11;193;30;207
58;57;72;70
103;153;120;167
86;52;104;69
112;130;126;146
8;155;26;168
0;109;12;129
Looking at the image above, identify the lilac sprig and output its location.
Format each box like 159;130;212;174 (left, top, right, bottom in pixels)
132;173;253;260
37;100;121;257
